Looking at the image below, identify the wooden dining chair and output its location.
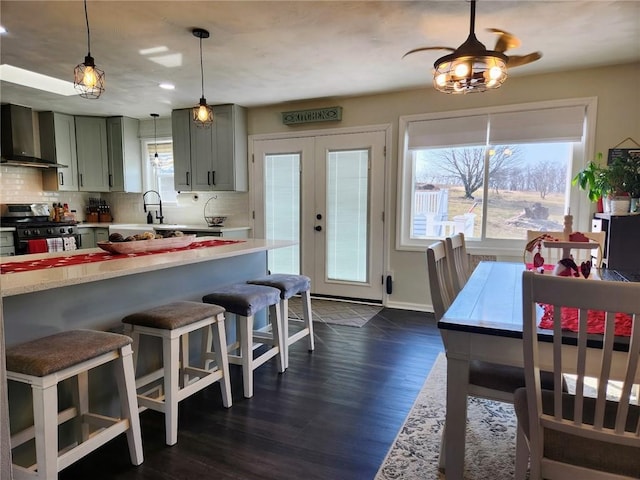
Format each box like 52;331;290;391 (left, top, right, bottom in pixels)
515;272;640;479
444;233;472;293
426;242;555;473
525;230;605;268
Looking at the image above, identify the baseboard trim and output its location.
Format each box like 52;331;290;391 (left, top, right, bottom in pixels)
384;300;432;313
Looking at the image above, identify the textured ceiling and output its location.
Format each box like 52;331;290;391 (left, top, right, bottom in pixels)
0;1;638;119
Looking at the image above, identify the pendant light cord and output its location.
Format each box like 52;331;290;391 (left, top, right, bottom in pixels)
154;116;158;157
199;36;205;98
83;0;91;55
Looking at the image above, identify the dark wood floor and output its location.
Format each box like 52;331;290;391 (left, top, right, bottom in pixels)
61;308;443;480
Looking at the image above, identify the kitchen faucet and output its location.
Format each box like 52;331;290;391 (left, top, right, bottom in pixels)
142;190;164;224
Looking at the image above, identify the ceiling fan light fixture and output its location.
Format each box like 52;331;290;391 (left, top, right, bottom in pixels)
191;28;213;128
74;0;104;99
433;52;507;94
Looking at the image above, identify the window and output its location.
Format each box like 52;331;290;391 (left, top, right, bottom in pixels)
143;138;177;203
398;98;597;253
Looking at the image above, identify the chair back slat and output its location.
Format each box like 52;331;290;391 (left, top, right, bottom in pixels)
522;271;640;476
445;233;471;293
426;241;455;321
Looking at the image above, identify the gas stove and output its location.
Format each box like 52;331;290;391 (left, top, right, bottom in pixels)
1;203;79;254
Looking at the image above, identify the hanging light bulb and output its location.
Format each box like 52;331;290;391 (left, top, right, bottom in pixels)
74;0;105;99
192;28;213;127
150;113;160;167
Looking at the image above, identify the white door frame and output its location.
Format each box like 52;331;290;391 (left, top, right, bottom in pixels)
249;123;392;304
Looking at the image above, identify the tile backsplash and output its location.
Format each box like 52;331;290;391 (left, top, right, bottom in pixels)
1;166;251;227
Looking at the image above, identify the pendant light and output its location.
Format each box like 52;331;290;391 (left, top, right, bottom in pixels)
73;0;105;99
150;113;160;167
192;28;214;127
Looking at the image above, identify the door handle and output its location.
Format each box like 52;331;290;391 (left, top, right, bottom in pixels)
212;171;216;185
207;171;211;185
314;225;322;232
59;172;64;185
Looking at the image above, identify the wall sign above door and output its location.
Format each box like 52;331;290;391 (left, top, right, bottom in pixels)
282;106;342;125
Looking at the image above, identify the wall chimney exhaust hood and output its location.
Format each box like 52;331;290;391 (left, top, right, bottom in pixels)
1;104;68;168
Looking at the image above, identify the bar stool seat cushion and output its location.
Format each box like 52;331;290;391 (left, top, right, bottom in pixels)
6;330;132;377
203;284;281;316
247;274;311;299
122;301;225;330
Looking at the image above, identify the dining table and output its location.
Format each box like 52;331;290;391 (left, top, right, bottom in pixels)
437;261;634;479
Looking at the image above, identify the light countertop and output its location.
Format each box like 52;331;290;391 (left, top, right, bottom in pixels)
1;238;292;297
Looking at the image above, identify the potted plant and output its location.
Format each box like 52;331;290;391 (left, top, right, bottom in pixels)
604;157;632;214
572;154;610;212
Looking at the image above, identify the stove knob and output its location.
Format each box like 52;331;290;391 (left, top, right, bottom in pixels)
23;230;30;237
32;229;40;236
47;228;54;235
59;228;66;234
67;227;74;234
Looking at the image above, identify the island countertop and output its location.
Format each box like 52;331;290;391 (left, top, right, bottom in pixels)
1;237;292;297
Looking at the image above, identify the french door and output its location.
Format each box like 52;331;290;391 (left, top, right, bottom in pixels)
252;130;386;301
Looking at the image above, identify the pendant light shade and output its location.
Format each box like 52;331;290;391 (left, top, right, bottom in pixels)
74;0;104;99
192;28;214;127
150;113;160;167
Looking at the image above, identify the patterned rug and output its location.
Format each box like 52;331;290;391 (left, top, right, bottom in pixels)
375;353;519;480
287;297;383;327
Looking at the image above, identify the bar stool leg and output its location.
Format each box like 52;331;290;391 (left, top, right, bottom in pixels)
270;303;285;373
33;383;58;480
239;315;253;398
210;320;232;407
114;344;144;465
164;335;180;446
72;371;90;442
301;290;315;352
279;298;290;369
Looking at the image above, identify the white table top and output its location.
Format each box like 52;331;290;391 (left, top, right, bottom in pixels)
0;238;292;297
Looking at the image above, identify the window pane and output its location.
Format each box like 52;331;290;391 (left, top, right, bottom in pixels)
146;141;177;203
264;153;300;274
485;143;573;239
326;149;369;283
412;147;483;239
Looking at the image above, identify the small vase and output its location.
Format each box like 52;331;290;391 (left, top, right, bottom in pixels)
610;196;631;215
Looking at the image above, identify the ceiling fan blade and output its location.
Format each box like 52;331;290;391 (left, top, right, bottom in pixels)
487;28;521;53
402;46;455;59
507;52;542;67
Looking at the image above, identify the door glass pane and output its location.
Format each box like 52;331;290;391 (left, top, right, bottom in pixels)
326;149;369;283
265;153;300;274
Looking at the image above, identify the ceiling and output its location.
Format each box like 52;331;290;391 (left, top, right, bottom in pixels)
1;1;638;120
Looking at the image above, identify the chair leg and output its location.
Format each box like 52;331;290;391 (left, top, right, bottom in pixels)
280;298;290;369
114;344;144;465
210;319;232;408
301;289;314;352
163;335;180;446
32;383;58;480
270;303;285;373
514;424;529;480
180;332;189;388
239;315;253;398
72;371;90;443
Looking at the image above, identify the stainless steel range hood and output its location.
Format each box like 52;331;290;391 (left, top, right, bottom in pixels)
1;104;67;168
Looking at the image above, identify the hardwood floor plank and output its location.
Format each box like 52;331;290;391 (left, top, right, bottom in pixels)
59;308;443;480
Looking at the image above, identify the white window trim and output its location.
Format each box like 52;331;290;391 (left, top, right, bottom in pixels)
140;136;178;205
396;97;598;255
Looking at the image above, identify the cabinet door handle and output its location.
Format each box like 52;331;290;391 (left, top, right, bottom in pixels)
109;174;113;187
59;172;64;185
212;171;215;185
207;171;211;186
186;172;190;186
79;173;83;187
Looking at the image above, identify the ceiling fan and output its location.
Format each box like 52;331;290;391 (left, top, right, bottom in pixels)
403;0;542;94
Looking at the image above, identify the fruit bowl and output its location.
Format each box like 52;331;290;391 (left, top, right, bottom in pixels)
205;215;228;226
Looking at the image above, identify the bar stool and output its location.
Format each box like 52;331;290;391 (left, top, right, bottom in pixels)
202;283;285;398
247;274;314;369
6;330;143;480
121;301;231;446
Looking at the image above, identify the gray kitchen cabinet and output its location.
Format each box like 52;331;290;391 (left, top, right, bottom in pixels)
171;104;247;192
40;112;79;192
95;228;109;243
0;231;16;256
75;116;109;192
77;227;95;249
106;116;142;192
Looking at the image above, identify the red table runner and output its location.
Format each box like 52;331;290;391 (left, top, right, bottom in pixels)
1;239;244;274
539;304;633;337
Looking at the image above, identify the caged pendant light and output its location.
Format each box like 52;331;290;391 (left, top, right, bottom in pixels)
150;113;160;167
192;28;214;127
73;0;105;99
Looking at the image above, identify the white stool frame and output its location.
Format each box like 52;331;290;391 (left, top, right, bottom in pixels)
280;290;314;369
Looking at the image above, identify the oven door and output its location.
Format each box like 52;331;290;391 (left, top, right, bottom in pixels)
16;233;81;255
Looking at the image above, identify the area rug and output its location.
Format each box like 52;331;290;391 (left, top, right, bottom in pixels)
375;353;519;480
287;297;383;327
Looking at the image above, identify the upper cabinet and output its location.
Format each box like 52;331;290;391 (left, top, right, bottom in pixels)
75;116;110;192
106;116;142;192
39;112;79;192
171;104;248;192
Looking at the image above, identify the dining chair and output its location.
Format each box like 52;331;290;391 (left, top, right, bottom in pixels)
515;272;640;479
426;242;556;473
525;230;605;268
445;232;472;293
